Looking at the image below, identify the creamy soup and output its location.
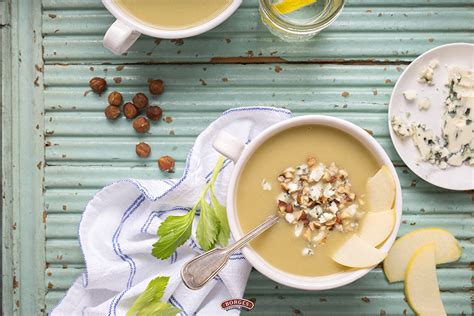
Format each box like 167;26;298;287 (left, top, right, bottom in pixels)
236;125;380;276
115;0;233;30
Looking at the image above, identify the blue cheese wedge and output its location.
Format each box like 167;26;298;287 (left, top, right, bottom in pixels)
442;67;474;166
411;123;450;169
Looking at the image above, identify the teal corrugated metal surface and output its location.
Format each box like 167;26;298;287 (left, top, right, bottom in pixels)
40;0;473;315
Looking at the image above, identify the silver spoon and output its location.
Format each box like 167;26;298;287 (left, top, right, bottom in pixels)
181;214;280;290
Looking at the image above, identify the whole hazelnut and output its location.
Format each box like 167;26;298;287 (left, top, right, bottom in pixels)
123;102;139;119
146;106;163;121
108;91;123;107
158;155;175;172
132;93;148;109
104;105;121;120
149;79;164;95
133;117;150;133
136;142;151;158
89;77;107;95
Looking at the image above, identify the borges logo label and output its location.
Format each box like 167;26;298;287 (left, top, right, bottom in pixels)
221;298;255;311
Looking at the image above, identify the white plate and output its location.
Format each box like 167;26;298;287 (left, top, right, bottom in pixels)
388;43;474;191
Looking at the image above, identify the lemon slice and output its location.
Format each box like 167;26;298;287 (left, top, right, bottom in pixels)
273;0;317;14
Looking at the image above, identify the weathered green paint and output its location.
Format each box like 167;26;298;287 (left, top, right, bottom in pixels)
1;2;14;314
0;2;4;311
2;0;45;314
1;0;473;314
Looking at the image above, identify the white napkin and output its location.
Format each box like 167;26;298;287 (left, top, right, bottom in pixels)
52;106;292;316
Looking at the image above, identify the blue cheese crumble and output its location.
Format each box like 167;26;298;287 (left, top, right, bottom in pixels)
403;89;417;101
417;97;431;111
418;59;439;85
391;115;413;138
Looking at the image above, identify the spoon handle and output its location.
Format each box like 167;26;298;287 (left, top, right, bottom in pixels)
181;214;280;290
226;214;280;254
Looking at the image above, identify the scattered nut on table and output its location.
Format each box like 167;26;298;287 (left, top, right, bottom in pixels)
123;102;139;119
108;91;123;107
158;155;175;172
146;106;163;121
104;105;121;120
149;79;164;95
133;93;149;109
133;117;150;133
91;77;169;168
136;142;151;158
89;77;107;95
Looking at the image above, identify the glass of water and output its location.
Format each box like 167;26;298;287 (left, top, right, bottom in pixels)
259;0;345;42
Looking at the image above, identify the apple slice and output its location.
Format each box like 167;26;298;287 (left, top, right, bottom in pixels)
384;228;461;282
405;244;446;316
366;165;396;212
358;209;396;247
331;235;387;268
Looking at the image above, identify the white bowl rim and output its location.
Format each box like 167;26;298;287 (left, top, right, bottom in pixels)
226;115;403;290
102;0;243;39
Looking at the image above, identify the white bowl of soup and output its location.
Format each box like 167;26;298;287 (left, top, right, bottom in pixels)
213;115;402;290
102;0;242;54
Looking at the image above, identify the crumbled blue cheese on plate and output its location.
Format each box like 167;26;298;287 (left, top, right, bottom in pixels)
391;115;413;138
403;89;417;101
417;97;431;111
392;65;473;168
418;58;439;85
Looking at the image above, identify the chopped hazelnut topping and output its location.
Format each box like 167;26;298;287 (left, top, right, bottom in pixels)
278;200;288;213
307;156;317;167
275;157;365;256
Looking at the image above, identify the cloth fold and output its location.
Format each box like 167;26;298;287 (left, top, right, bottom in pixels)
52;107;292;316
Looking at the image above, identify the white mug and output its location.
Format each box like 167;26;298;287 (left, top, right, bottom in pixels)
213;115;403;290
102;0;243;55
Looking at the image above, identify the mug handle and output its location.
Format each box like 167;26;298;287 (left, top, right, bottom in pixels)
213;131;246;162
103;19;141;55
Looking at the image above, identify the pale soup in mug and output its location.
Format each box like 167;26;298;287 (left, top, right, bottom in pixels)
236;125;380;276
115;0;233;30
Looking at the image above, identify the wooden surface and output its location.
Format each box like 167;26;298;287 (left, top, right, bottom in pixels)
1;0;473;314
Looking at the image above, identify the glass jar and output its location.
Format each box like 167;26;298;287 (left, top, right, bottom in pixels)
259;0;345;42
